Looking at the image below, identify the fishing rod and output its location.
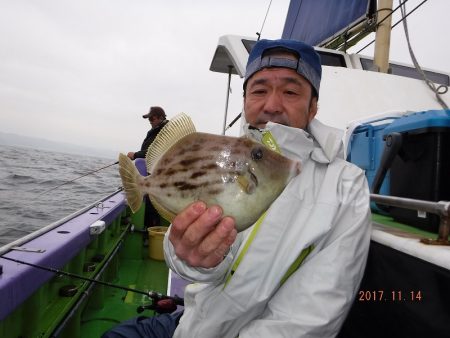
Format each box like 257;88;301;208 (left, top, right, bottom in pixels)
0;254;184;306
39;160;119;196
225;112;243;131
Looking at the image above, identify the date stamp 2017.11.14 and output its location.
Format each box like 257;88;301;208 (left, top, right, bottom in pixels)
358;290;423;302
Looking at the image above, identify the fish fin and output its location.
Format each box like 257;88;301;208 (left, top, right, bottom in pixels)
146;113;196;173
149;196;177;223
118;153;144;213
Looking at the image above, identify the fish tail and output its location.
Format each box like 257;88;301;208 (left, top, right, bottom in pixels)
118;153;145;213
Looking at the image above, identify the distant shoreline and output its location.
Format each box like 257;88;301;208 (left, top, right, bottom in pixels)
0;131;117;160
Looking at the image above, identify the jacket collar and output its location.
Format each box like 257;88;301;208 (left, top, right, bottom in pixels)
307;118;344;163
244;118;344;164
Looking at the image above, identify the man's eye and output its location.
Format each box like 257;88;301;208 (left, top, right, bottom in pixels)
251;89;266;95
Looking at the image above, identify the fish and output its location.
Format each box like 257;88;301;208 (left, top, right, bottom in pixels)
118;113;300;232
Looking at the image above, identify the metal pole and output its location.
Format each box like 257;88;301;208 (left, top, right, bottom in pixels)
222;66;233;135
370;194;450;217
370;194;450;245
373;0;394;73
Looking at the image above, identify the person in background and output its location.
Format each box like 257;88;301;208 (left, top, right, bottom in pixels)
104;39;371;338
127;106;168;160
128;106;168;228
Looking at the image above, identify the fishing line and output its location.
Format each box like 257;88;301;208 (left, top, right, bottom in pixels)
39;160;119;196
0;255;183;304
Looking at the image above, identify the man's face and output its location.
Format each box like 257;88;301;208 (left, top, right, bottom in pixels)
149;115;162;128
244;67;317;130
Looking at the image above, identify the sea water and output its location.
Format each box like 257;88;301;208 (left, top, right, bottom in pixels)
0;144;121;246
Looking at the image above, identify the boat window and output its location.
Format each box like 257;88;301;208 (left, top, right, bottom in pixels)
241;39;347;68
360;57;450;86
316;51;347;67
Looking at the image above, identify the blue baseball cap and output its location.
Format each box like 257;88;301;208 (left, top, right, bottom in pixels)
244;39;322;97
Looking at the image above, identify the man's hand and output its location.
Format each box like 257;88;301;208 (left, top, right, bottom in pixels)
127;152;135;160
169;201;237;268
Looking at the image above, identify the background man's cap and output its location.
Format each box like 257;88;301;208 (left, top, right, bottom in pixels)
142;106;166;119
244;39;322;97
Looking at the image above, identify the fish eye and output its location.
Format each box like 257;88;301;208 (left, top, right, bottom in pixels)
251;147;264;161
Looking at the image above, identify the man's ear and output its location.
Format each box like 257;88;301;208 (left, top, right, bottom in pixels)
308;96;318;123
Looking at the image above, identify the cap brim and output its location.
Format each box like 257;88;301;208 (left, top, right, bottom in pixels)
142;114;150;118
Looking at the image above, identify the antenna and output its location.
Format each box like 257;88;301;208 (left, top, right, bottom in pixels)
256;0;273;40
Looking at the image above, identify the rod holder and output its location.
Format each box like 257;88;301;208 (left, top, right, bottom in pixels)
370;194;450;245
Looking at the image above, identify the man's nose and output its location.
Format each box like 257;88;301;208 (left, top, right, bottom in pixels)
263;91;283;114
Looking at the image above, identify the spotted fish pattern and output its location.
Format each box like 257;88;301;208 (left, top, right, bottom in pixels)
118;113;300;232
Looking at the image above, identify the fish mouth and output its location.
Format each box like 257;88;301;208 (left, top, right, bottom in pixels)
236;168;259;194
249;169;258;187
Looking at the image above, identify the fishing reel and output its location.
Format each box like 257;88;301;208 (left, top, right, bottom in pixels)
137;292;184;314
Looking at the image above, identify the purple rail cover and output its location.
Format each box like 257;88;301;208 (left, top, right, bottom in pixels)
0;191;126;320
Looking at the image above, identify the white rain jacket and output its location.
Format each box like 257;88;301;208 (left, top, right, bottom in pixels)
164;119;372;338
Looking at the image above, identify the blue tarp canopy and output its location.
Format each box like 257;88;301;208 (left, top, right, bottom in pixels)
282;0;375;46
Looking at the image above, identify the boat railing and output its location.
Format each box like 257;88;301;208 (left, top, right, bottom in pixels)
370;194;450;245
0;188;123;256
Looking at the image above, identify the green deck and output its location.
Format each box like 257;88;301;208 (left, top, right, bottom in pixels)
372;213;445;239
80;258;168;337
78;208;170;337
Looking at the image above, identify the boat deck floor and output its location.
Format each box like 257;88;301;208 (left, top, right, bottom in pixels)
81;257;169;337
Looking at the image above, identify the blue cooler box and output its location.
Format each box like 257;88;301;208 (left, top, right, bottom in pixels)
382;109;450;232
347;116;399;212
348;109;449;232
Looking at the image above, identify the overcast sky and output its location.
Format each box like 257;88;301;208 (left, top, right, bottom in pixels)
1;0;448;154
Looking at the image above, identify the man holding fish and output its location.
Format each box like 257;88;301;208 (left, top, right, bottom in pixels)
107;38;371;338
